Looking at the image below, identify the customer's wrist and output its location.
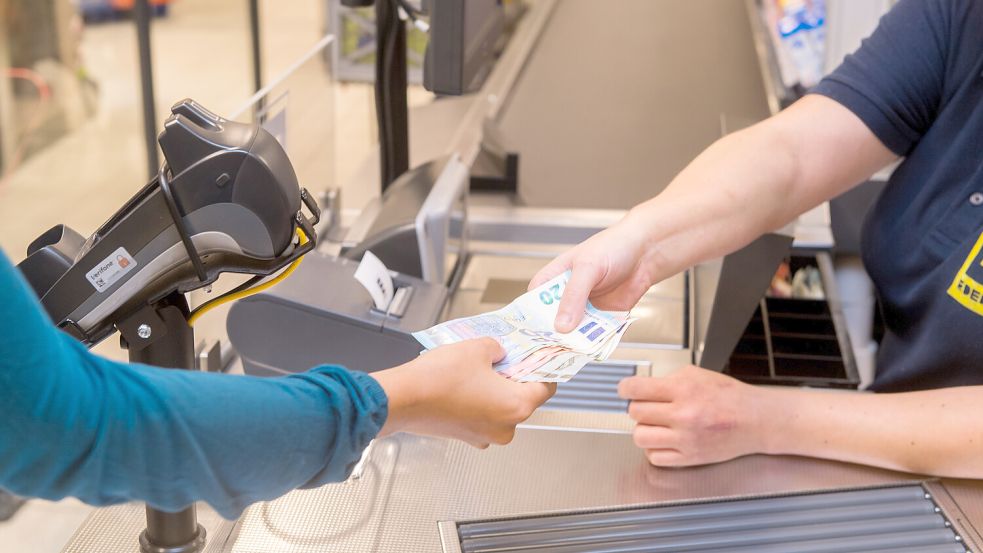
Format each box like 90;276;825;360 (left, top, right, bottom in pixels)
370;365;427;436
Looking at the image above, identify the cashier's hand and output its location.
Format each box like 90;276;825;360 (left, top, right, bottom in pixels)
371;338;556;448
529;219;654;333
619;366;766;466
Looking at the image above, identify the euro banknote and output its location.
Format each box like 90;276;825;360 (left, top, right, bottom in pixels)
412;271;634;382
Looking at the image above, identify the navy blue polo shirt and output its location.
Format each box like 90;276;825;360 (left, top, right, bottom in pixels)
811;0;983;392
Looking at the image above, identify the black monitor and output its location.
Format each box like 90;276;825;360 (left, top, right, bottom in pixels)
423;0;505;95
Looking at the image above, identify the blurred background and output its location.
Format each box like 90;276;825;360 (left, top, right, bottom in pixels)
0;0;441;263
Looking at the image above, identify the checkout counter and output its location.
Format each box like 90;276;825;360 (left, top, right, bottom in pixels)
58;1;983;552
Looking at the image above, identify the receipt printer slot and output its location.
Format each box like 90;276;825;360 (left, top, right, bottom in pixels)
371;286;414;319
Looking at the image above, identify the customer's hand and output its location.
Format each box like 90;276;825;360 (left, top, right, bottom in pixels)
371;338;556;448
529;218;655;332
619;366;767;466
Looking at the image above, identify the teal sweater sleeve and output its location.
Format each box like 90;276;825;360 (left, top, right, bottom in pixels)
0;250;388;519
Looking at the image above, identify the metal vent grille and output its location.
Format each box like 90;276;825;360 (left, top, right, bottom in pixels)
455;485;968;553
542;362;634;413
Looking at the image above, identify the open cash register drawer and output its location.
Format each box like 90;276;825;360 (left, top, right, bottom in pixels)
724;253;860;389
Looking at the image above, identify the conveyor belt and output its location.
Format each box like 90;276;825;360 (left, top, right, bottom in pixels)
497;0;771;209
456;485;967;553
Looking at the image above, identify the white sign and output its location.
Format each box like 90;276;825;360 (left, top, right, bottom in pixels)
85;247;137;293
354;251;395;311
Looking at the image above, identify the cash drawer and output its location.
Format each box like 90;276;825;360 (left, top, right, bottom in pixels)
725;253;860;388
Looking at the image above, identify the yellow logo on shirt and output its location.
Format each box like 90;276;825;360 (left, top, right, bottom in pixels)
948;229;983;316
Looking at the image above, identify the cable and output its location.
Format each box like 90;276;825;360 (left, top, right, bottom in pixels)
187;228;309;326
376;0;416;189
187;228;307;326
215;274;264;300
380;0;398;185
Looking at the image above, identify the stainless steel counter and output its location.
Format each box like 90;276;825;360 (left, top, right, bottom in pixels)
63;431;983;552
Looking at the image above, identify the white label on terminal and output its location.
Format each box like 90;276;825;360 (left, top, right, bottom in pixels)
354;251;395;311
85;247;137;293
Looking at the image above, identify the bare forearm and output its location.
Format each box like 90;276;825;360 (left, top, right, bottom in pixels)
532;98;897;330
624;95;897;283
755;386;983;478
624;124;802;281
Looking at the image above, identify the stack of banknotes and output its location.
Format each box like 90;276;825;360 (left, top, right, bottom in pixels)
412;272;634;382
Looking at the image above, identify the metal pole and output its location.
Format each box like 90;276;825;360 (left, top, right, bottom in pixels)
134;0;160;178
128;295;206;553
248;0;263;93
142;506;203;552
0;21;16;172
374;0;409;192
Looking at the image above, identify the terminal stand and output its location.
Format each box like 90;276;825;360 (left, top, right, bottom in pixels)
122;293;207;553
15;99;317;553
